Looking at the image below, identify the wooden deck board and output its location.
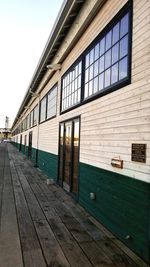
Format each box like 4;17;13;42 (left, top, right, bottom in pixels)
10;159;47;267
0;143;148;267
0;144;23;267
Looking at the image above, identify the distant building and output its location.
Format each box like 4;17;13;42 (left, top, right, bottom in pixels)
0;127;11;141
11;0;150;264
0;116;11;140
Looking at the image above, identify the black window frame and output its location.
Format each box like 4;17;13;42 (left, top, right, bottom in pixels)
26;114;30;130
30;110;34;128
39;95;47;123
39;83;58;125
60;1;132;115
33;105;38;126
46;84;58;120
60;58;82;113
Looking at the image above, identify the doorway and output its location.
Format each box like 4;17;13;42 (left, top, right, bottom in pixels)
28;131;32;159
58;117;80;196
24;135;27;155
19;134;22;151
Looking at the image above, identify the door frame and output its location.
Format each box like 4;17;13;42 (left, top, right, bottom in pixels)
24;135;27;155
28;131;32;159
19;134;22;151
57;116;81;199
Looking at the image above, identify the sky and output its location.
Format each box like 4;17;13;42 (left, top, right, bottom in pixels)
0;0;64;128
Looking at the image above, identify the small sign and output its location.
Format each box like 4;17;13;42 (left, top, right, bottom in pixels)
131;144;146;163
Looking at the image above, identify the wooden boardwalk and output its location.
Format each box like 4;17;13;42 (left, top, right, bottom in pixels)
0;143;148;267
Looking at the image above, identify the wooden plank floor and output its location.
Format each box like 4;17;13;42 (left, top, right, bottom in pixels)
0;143;148;267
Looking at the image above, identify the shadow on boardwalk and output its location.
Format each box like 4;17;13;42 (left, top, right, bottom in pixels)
0;143;148;267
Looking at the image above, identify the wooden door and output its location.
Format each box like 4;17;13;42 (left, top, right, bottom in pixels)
28;131;32;159
58;118;80;195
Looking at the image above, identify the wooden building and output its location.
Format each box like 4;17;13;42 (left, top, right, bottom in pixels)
11;0;150;263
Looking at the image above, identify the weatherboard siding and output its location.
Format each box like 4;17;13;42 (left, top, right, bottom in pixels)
79;80;150;183
38;119;59;155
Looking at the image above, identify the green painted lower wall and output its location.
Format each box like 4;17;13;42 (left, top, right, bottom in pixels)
37;149;58;181
12;141;20;150
31;147;37;164
12;143;58;181
79;162;150;264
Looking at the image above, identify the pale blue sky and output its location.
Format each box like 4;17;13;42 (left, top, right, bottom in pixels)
0;0;63;128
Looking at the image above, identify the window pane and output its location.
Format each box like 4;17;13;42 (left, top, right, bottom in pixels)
89;64;94;80
89;80;93;96
85;54;90;68
78;61;82;74
72;69;75;80
69;95;71;107
100;37;105;56
47;85;57;119
119;57;128;80
99;73;104;91
69;72;72;82
72;81;75;92
94;77;98;94
99;55;104;73
75;91;77;104
71;93;74;106
94;60;99;77
105;68;111;87
85;69;89;83
120;35;128;58
111;63;118;84
67;74;69;85
33;106;38;125
112;43;119;64
120;13;129;38
106;30;112;51
75;65;78;78
105;50;111;69
112;22;119;44
75;78;77;90
84;83;88;98
90;49;94;65
40;97;46;122
66;97;69;108
77;89;80;102
94;43;99;60
78;75;81;88
30;111;33;127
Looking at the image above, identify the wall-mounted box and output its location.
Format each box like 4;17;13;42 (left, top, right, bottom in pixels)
111;158;123;169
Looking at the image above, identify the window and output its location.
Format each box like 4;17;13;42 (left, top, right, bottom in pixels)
27;114;30;129
59;3;131;113
24;117;27;131
61;61;82;112
47;85;57;119
20;121;23;132
40;96;46;122
22;119;26;131
18;126;20;134
84;12;130;99
33;105;38;126
30;110;34;127
39;84;58;124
